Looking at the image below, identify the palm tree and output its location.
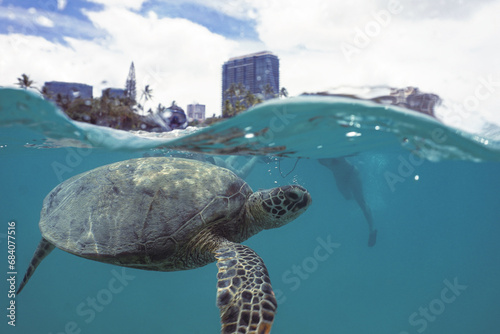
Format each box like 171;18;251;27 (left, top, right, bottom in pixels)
279;87;288;98
223;99;234;118
141;85;153;103
226;83;245;102
224;83;264;116
244;90;261;108
137;85;154;112
262;83;275;100
156;103;166;114
40;85;52;99
16;74;34;90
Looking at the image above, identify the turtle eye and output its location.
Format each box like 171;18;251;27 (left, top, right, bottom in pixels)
286;190;299;201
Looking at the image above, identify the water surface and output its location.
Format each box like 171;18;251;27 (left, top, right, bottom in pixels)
1;88;499;334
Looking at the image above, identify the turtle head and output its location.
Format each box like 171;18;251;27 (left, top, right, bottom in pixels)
247;185;312;230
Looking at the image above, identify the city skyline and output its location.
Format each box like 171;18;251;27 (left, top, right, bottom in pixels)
0;1;499;129
222;51;280;110
19;50;280;118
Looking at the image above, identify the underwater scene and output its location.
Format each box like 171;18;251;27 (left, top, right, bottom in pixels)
1;88;500;334
2;1;500;333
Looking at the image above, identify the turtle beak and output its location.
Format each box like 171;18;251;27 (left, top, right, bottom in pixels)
289;185;311;211
298;191;312;209
283;185;311;213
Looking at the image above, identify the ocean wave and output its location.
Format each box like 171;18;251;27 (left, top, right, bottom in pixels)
1;88;499;161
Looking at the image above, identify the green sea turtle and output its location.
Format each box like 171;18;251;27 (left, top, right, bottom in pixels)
18;157;312;334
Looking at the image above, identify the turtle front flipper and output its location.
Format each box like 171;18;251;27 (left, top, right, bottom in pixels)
214;241;277;334
17;238;55;294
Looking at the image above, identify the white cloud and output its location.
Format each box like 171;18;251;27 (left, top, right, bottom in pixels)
248;0;500;126
0;5;103;39
57;0;67;11
0;6;237;115
86;0;147;10
164;0;259;21
1;0;499;125
179;0;499;122
35;15;54;27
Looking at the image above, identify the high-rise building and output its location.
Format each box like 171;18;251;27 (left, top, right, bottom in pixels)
187;103;206;121
221;51;279;110
43;81;93;102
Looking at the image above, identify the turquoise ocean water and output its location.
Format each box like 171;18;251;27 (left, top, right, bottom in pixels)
1;88;499;333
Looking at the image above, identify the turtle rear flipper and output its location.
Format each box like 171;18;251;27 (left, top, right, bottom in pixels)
17;238;55;294
214;242;277;334
368;229;378;247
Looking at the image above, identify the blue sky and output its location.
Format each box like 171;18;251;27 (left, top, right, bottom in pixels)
1;0;101;21
139;1;258;40
0;0;104;42
0;0;265;116
0;0;257;43
1;0;499;127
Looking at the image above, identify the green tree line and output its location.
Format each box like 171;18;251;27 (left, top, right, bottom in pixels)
222;83;288;118
14;73;289;130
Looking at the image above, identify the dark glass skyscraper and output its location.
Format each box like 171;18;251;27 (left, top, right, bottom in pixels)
221;51;279;110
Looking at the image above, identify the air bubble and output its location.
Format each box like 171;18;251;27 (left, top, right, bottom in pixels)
346;131;361;137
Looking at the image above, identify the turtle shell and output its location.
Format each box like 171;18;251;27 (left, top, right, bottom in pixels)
39;157;252;271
